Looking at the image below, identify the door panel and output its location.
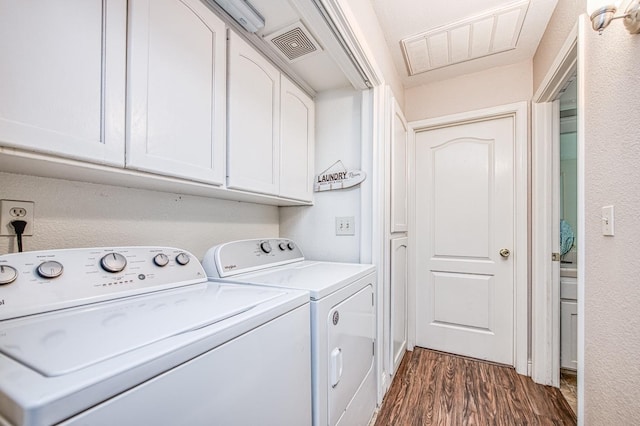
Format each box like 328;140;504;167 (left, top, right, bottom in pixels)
415;116;514;365
328;284;375;426
127;0;226;184
390;237;408;374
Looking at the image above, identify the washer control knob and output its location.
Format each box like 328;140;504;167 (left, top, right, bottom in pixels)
100;253;127;273
260;241;272;254
0;265;18;285
175;252;190;265
153;253;170;267
287;242;295;251
37;261;64;279
278;242;287;251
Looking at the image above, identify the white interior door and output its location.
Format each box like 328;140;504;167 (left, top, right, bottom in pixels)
414;116;515;365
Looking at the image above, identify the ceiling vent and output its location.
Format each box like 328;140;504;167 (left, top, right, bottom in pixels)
265;22;323;63
401;0;529;76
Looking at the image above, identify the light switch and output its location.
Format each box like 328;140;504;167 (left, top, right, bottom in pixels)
602;205;614;236
335;216;355;236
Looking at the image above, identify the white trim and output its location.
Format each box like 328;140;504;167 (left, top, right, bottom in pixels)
408;101;529;375
530;24;578;388
576;16;586;426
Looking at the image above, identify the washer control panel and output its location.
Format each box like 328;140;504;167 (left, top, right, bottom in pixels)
202;238;304;278
0;247;206;320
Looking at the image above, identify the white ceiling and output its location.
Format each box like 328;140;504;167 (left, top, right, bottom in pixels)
370;0;559;88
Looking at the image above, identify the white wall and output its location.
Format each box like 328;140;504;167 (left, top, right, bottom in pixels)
0;172;278;259
404;60;533;121
336;0;404;106
280;88;362;262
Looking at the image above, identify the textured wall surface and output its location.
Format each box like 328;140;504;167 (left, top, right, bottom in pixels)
403;60;533;122
0;172;279;259
532;0;581;94
581;14;640;424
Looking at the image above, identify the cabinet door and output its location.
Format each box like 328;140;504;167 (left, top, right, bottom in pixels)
280;77;314;202
227;32;280;195
390;96;408;232
127;0;226;184
560;300;578;370
0;0;126;166
390;237;408;375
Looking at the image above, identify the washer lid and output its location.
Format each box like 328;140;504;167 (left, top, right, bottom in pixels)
0;283;282;377
219;261;375;300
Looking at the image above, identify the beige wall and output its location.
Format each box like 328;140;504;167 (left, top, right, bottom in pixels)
0;172;279;259
403;60;533;121
581;13;640;424
532;0;582;94
535;0;640;422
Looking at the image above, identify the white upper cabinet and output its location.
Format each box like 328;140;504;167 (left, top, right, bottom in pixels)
390;96;408;233
0;0;126;166
126;0;226;184
280;78;314;202
227;32;315;202
227;32;280;196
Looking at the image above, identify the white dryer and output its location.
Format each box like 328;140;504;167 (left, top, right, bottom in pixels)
0;246;311;426
202;238;377;426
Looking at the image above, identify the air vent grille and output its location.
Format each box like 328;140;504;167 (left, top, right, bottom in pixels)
401;0;530;75
266;22;322;63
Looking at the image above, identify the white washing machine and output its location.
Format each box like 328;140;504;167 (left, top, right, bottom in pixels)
202;238;377;426
0;246;311;426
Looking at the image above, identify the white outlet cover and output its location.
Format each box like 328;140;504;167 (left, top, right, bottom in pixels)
0;200;35;236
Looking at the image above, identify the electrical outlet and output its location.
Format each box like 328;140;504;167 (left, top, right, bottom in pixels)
335;216;355;236
1;200;35;236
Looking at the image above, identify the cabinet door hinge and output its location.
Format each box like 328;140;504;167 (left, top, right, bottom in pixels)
552;252;561;262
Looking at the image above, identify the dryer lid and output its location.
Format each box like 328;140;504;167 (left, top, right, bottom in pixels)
0;283;282;377
220;261;375;300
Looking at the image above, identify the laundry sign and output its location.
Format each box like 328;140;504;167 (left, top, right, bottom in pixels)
314;160;366;192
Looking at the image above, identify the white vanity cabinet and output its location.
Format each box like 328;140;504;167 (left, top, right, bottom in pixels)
227;32;314;202
0;0;127;166
126;0;226;184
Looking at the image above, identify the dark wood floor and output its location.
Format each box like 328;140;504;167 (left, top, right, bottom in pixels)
375;348;576;425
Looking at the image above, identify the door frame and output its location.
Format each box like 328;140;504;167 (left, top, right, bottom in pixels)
530;24;578;388
408;101;529;375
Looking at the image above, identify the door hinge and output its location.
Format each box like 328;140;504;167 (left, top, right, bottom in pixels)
371;293;374;306
372;341;375;356
552;252;561;262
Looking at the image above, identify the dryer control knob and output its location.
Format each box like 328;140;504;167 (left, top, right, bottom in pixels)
278;242;287;251
175;252;190;265
260;241;272;254
153;253;170;267
287;242;295;251
37;261;64;279
0;265;18;285
100;253;127;273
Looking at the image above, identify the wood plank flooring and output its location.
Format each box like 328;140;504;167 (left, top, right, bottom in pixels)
374;348;576;425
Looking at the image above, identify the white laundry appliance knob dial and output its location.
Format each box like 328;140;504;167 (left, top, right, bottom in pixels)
153;253;170;267
100;253;127;273
260;242;272;254
175;252;190;265
287;242;295;250
0;265;18;285
37;261;64;279
278;242;287;251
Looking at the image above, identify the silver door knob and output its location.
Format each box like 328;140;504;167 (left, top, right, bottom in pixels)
499;248;511;258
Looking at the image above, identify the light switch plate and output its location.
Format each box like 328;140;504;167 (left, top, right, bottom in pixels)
335;216;355;236
602;205;614;236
